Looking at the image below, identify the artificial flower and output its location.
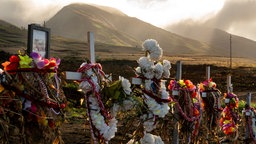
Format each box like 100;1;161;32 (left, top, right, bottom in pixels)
9;55;20;63
1;61;11;71
162;60;171;78
142;39;163;61
137;57;153;71
122;99;135;111
119;76;132;95
19;54;32;68
140;133;164;144
154;62;163;79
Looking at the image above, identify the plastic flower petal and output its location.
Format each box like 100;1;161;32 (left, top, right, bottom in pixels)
19;54;32;68
2;61;10;71
9;55;20;63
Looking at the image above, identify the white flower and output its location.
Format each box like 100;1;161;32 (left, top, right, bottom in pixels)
144;80;153;91
122;99;136;111
154;63;163;79
140;133;155;144
140;133;164;144
119;76;132;95
143;115;157;132
162;60;171;78
135;67;142;74
144;69;154;79
0;69;3;74
143;94;170;118
142;39;163;61
137;57;154;71
110;103;120;117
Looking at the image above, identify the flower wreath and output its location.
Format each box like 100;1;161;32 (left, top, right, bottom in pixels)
130;39;171;143
78;62;133;143
0;52;66;143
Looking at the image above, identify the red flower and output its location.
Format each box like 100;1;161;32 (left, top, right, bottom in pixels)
9;55;20;63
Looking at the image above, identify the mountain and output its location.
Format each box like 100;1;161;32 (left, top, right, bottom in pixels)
46;3;214;56
0;20;27;48
166;23;256;59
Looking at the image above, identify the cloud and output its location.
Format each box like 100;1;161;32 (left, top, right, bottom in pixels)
206;0;256;29
167;0;256;41
0;0;61;27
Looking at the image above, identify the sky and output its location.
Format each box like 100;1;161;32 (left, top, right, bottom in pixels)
0;0;256;41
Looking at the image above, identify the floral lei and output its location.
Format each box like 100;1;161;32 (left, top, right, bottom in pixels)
131;39;171;143
168;79;201;122
220;92;239;136
78;62;133;143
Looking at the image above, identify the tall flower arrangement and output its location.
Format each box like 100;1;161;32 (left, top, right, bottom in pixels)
130;39;171;144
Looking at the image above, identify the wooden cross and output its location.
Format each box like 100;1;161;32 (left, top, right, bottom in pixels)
65;32;95;80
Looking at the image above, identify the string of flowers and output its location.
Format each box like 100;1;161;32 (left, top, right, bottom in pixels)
78;62;119;143
220;92;239;140
168;79;202;143
199;78;222;136
168;79;201;122
129;39;171;144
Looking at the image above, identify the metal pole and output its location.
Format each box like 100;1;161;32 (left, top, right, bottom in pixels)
88;31;95;63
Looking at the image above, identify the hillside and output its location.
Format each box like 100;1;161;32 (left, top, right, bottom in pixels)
46;3;214;56
0;20;27;48
166;23;256;59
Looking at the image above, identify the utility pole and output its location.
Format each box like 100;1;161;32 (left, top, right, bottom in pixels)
229;34;232;73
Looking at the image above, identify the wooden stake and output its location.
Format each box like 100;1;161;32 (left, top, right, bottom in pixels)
88;31;95;63
172;61;182;144
227;75;232;93
206;66;210;80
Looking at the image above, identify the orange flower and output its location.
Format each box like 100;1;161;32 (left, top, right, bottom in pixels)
2;61;10;71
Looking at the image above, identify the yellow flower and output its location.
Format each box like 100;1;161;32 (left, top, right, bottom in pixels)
19;54;32;68
178;80;185;87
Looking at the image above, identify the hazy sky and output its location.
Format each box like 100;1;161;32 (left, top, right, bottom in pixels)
0;0;256;41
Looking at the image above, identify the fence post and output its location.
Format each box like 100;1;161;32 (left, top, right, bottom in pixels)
172;61;182;144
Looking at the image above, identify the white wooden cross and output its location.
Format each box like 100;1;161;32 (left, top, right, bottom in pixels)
65;32;94;80
65;31;112;81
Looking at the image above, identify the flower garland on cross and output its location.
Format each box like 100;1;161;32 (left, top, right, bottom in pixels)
128;39;172;144
77;61;134;143
220;92;240;141
168;79;202;142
